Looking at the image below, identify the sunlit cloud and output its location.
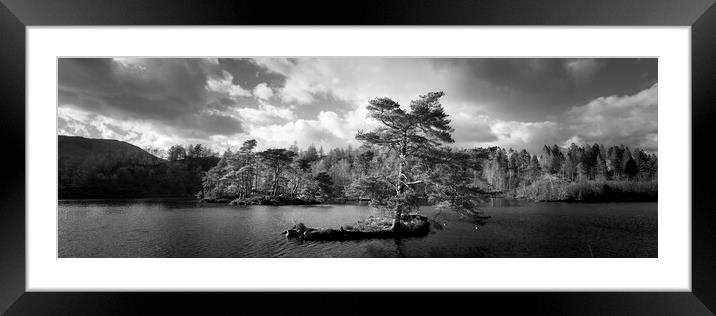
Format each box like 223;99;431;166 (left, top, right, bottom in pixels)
206;70;253;98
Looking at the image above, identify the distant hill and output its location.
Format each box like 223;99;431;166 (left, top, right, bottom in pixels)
58;135;218;198
59;135;164;165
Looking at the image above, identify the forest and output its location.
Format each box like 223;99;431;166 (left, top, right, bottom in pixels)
59;132;657;203
196;138;657;204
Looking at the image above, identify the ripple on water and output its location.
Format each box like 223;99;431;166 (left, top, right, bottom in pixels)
58;199;657;258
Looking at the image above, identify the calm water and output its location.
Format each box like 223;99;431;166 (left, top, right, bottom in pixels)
58;198;657;258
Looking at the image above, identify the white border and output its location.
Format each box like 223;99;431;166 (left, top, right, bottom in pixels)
27;27;690;291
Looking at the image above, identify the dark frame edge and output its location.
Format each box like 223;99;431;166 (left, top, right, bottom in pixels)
0;0;715;25
692;0;716;313
0;1;26;314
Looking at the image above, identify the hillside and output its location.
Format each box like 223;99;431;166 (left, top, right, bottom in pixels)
59;135;164;165
58;135;218;198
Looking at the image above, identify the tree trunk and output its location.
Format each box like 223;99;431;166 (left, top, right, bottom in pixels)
272;166;280;197
254;164;259;194
391;138;407;232
292;179;299;196
391;202;403;232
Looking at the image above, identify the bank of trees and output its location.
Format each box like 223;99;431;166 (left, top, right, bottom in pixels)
479;144;657;193
200;139;344;202
200;138;657;200
478;144;657;202
60;136;657;203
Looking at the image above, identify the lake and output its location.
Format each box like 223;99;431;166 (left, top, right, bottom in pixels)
58;198;657;258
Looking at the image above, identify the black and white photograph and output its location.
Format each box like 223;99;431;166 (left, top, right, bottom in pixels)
57;57;658;258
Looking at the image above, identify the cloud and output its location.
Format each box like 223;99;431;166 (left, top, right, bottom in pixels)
239;105;381;151
242;58;654;153
461;83;659;152
450;113;498;148
254;58;461;107
487;120;561;152
206;70;252;98
59;58;221;119
174;111;243;138
247;119;348;150
59;58;244;144
58;58;657;154
234;103;295;124
218;58;287;90
252;83;274;100
58;107;182;150
564;59;606;82
561;136;585;148
59;105;245;149
564;83;658;150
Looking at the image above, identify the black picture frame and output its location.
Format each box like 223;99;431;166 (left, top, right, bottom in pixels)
1;0;715;314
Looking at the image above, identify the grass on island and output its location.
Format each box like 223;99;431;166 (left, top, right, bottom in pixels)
346;216;393;232
347;214;431;232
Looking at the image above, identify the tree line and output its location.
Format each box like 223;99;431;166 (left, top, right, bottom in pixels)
480;143;657;193
198;140;657;203
59;136;656;203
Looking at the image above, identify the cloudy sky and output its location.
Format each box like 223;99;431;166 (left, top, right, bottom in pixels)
58;58;657;154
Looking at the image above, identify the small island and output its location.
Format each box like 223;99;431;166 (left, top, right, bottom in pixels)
283;214;431;241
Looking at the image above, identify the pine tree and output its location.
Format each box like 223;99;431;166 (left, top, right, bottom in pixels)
607;146;624;179
633;149;652;180
540;145;553;174
624;156;638;180
576;162;588;182
529;155;541;181
596;154;608;180
257;148;297;197
167;145;186;161
550;144;565;175
357;150;374;176
354;91;479;231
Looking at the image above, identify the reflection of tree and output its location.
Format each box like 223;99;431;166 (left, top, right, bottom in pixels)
393;237;404;258
430;203;490;231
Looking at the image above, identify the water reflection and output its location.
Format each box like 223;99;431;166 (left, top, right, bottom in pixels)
59;198;657;258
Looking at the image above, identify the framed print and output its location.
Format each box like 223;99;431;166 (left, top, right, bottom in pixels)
2;0;716;314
